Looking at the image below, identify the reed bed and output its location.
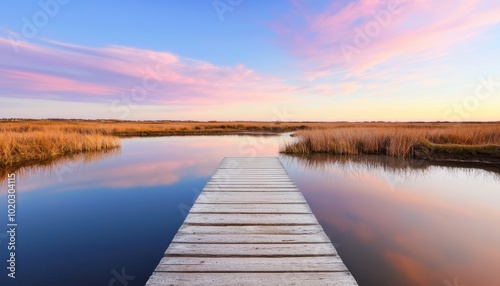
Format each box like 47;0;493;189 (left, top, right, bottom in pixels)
2;120;500;166
0;124;120;167
0;119;308;167
281;123;500;163
0;120;312;137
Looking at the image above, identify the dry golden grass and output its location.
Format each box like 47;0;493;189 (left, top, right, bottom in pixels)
0;123;120;167
0;120;314;136
0;119;310;167
2;120;500;167
281;122;500;163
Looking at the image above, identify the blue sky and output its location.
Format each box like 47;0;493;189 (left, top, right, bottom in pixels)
1;0;499;121
1;1;297;67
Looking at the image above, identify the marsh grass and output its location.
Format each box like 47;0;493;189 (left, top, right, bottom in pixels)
0;124;120;167
2;120;500;167
0;120;309;167
281;123;500;163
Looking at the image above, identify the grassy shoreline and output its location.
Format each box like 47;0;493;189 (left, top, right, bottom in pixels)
2;120;500;168
0;148;120;181
0;120;311;169
1;126;120;168
281;123;500;164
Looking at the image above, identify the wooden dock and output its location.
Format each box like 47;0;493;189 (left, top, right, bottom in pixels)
146;157;358;285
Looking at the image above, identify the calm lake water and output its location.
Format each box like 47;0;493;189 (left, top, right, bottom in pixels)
1;135;499;286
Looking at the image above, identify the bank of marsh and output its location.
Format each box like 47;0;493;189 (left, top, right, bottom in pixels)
281;123;500;164
2;120;500;168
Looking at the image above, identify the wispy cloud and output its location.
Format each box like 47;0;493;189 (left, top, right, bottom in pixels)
0;34;297;105
272;0;500;79
1;0;499;121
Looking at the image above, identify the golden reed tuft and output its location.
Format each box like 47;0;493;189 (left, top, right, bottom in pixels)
2;120;499;165
281;123;500;158
0;123;120;166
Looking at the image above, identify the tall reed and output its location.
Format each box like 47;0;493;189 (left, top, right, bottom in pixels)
281;125;500;158
0;125;120;167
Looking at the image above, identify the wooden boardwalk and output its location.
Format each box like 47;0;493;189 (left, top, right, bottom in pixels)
146;157;358;285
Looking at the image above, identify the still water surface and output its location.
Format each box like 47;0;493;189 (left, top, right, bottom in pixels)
0;135;499;286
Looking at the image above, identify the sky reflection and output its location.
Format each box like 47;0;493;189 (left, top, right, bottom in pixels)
0;135;284;286
0;137;498;286
283;154;500;286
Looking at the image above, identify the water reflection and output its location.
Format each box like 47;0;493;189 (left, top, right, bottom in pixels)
282;154;500;188
0;148;120;183
282;153;500;286
0;135;283;286
0;135;498;286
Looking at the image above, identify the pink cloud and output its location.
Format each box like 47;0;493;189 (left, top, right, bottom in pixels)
0;68;115;95
0;35;298;105
273;0;500;79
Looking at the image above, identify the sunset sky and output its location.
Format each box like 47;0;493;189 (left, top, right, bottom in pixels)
1;0;499;121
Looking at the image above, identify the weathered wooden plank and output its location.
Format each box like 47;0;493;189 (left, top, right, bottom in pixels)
220;160;282;162
172;233;330;244
207;179;295;182
219;163;284;165
209;180;292;182
184;213;318;225
165;243;338;257
211;178;292;180
189;203;310;213
205;184;298;189
207;177;292;180
215;168;283;170
208;181;294;185
196;192;306;204
217;166;286;168
211;173;289;177
220;157;282;159
218;167;285;169
210;177;293;180
211;173;290;176
209;177;292;180
204;185;298;189
198;191;305;197
209;177;291;180
211;175;290;178
215;166;284;168
213;170;288;173
202;187;299;192
218;161;282;163
207;184;295;187
146;272;357;286
176;224;326;235
155;256;347;272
